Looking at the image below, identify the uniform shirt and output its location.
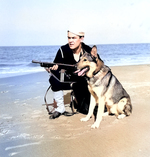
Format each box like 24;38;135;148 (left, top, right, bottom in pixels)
53;42;92;65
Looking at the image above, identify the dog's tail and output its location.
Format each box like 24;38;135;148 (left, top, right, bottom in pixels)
123;97;132;116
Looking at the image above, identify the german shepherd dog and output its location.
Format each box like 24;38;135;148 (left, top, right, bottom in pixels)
75;51;132;129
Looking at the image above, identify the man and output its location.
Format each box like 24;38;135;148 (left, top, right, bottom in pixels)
47;29;96;119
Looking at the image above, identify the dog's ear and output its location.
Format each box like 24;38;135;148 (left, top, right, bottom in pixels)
91;45;98;58
93;58;104;75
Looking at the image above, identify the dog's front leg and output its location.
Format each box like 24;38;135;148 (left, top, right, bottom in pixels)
80;94;96;122
91;98;105;129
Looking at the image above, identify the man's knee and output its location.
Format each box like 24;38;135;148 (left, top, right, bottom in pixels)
49;76;61;91
49;76;71;91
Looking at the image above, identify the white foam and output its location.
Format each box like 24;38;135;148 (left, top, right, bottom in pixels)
9;152;20;156
5;142;41;151
10;133;30;140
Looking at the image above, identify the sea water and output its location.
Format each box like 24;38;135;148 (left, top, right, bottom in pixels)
0;43;150;78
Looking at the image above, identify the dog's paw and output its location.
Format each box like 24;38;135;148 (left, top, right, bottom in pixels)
91;122;100;129
80;117;90;122
117;114;126;119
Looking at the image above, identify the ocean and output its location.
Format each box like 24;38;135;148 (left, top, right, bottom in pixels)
0;43;150;78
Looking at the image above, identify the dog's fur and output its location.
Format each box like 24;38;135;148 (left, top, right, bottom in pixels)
75;52;132;129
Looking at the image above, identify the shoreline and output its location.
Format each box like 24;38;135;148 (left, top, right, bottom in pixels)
0;63;150;80
0;64;150;157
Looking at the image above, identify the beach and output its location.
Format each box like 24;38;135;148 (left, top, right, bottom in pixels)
0;64;150;157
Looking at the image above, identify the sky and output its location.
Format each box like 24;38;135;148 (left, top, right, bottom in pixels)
0;0;150;46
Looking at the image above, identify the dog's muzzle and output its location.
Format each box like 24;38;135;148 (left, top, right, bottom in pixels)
74;67;89;76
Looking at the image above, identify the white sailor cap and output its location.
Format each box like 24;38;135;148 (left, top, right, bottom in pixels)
68;27;85;37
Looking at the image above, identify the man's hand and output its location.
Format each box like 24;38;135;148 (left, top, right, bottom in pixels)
45;64;58;72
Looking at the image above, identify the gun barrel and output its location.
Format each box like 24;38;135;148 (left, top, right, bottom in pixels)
32;60;76;69
32;60;42;64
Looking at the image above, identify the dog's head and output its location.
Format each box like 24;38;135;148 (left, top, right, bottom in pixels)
75;52;104;78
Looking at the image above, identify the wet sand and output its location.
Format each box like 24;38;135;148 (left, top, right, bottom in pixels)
0;64;150;157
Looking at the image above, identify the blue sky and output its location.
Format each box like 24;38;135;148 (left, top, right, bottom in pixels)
0;0;150;46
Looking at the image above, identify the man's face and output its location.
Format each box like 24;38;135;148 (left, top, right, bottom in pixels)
67;31;83;50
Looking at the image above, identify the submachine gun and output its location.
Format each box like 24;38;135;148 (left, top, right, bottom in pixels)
32;60;77;83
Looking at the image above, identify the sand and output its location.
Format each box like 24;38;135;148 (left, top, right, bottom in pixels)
0;64;150;157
